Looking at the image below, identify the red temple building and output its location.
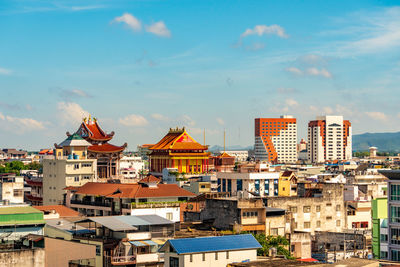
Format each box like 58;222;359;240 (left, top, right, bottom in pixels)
149;127;210;174
72;116;127;178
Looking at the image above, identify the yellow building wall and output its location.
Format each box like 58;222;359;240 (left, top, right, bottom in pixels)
278;178;291;196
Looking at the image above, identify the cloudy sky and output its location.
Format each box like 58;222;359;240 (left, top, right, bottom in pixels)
1;0;400;150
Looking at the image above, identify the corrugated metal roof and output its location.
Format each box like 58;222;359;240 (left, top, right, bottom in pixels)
117;216;150;226
88;217;137;231
161;234;261;254
136;215;175;225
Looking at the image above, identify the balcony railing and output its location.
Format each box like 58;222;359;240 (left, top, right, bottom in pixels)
70;200;112;207
111;255;136;265
131;201;183;209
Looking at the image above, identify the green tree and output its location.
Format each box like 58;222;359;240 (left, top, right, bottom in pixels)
252;234;293;259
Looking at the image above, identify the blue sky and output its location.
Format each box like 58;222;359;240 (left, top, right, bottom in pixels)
1;0;400;150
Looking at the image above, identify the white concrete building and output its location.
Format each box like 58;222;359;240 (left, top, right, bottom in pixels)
307;115;352;163
254;115;297;163
119;156;146;179
216;171;280;198
0;174;24;204
160;234;261;267
43;134;97;205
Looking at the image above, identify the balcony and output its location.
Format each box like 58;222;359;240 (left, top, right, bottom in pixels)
137;253;161;263
70;200;112;207
131;201;182;209
111;255;136;266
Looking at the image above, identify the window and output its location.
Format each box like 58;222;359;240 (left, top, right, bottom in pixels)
316;205;321;212
202;253;205;261
336;205;341;211
303;206;311;213
215;252;218;260
391;206;400;223
381;251;388;259
304;222;311;229
166;212;173;221
74;164;79;169
326;203;332;207
326;216;332;220
391;184;400;201
381;234;388;242
271;228;278;235
290;206;297;213
170;257;179;267
83;176;90;180
13;189;23;197
317;221;321;228
226;251;229;259
82;163;92;167
336;220;341;227
74;176;79;182
190;255;193;262
96;245;101;256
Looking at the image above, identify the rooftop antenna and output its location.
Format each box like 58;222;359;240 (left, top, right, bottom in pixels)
224;128;226;153
203;128;206;146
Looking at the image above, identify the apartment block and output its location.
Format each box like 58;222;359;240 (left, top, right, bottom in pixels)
307;115;352;163
43;133;97;205
254;115;297;163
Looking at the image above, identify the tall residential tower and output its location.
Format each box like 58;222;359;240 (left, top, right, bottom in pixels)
307;115;352;163
254;116;297;163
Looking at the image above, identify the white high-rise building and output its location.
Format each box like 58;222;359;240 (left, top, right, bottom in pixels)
307;115;352;163
254;115;298;163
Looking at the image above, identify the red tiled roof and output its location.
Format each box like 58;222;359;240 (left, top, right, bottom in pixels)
219;152;234;158
150;128;207;151
135;184;196;198
79;120;113;141
72;182;195;199
39;149;49;155
141;144;154;148
139;175;160;184
88;143;126;153
33;205;80;217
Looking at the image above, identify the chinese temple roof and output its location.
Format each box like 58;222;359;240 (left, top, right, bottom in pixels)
150;127;208;151
77;117;114;142
219;152;233;158
88;143;127;153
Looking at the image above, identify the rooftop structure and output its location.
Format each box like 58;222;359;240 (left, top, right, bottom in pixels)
149;127;211;174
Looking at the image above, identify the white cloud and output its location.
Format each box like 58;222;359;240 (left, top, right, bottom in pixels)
277;87;297;94
60;89;92;99
298;54;326;65
57;102;89;126
145;21;171;37
285;67;303;75
0;112;46;133
285;99;298;107
0;67;12;75
285;66;332;78
216;118;225;125
181;115;195;126
365;111;387;121
119;114;148;126
241;24;288;39
306;67;332;78
151;113;169;121
323;106;334;114
112;13;142;32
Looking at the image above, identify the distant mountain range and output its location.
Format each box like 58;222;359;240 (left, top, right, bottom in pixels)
353;132;400;152
208;145;253;152
208;132;400;153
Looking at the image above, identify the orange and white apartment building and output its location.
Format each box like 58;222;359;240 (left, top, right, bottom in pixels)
254;115;297;163
307;115;352;163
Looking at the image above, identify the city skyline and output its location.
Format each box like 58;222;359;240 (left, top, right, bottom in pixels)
1;0;400;150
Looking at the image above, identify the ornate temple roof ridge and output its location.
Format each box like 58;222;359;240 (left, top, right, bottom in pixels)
168;127;185;134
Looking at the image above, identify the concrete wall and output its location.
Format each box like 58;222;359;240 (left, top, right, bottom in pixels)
0;248;45;267
164;249;257;267
266;183;345;234
45;237;96;267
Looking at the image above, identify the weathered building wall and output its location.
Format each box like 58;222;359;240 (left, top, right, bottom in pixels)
0;248;45;267
265;183;345;234
200;199;240;229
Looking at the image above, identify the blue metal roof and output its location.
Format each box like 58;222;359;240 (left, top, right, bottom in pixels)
160;234;261;254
